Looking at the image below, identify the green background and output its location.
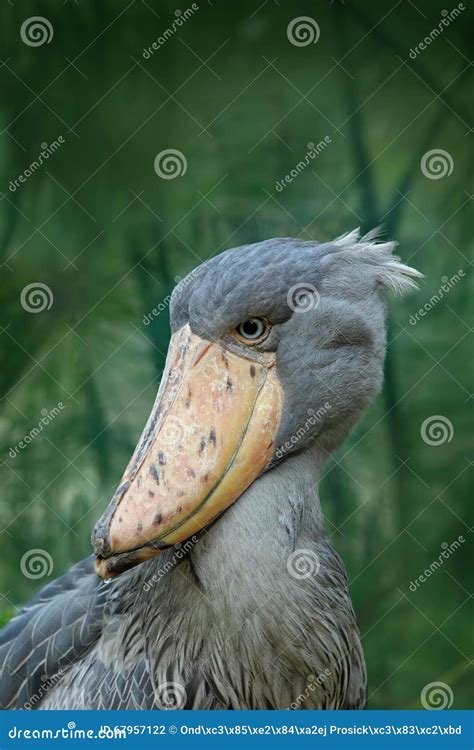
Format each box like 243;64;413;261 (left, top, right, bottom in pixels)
0;0;472;709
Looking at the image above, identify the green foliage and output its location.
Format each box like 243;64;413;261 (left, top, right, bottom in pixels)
0;0;472;708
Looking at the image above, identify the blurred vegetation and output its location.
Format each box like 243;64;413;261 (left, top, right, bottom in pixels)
0;0;472;708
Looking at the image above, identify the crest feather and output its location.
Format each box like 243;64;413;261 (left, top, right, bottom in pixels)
325;227;423;296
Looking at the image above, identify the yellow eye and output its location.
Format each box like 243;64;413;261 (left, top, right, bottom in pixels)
234;317;270;345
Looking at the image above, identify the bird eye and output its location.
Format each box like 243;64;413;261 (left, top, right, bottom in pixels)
234;317;270;345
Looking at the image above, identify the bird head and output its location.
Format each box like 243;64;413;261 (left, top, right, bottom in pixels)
92;229;422;578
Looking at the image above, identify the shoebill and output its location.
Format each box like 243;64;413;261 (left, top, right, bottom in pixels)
0;229;421;710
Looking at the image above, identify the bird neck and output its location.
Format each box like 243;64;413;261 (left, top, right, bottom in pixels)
190;447;327;586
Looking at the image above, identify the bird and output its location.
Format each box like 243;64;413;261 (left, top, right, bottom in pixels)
0;229;422;710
